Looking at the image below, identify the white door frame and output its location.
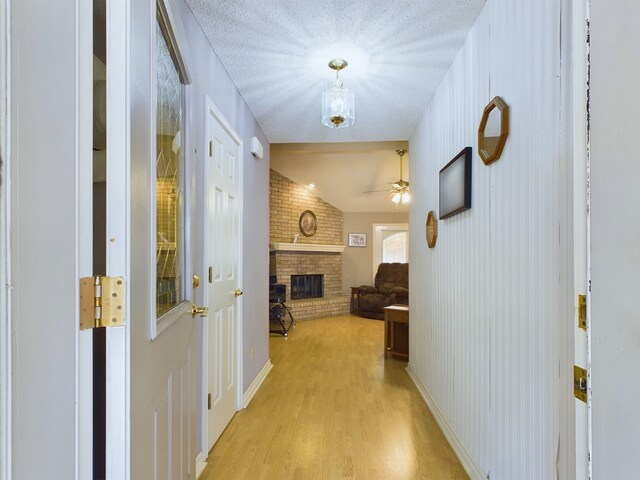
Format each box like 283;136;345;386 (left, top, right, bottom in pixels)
104;0;130;478
0;0;10;476
199;96;244;462
568;0;589;477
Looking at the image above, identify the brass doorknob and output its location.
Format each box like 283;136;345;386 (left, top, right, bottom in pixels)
233;288;243;297
191;304;208;318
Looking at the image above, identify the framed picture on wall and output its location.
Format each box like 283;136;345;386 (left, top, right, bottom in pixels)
299;210;317;237
439;146;472;219
348;233;367;247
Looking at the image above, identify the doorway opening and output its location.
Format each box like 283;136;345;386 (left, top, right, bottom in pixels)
92;1;108;477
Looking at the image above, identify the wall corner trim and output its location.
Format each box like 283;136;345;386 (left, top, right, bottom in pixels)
243;359;274;408
405;365;487;480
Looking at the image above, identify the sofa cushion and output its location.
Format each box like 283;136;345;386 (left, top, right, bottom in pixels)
359;285;377;294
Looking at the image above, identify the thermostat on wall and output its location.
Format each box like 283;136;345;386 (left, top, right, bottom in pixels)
251;136;264;160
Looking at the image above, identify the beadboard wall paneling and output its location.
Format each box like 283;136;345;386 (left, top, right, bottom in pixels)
409;1;567;479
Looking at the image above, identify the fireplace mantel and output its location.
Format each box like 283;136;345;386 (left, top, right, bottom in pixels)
269;242;345;253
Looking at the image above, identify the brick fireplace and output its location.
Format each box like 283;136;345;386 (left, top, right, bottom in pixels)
269;169;350;320
269;243;349;319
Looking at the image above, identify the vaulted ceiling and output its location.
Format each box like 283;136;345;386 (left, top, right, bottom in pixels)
271;142;410;213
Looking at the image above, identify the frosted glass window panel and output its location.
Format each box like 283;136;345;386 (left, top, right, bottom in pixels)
155;16;185;318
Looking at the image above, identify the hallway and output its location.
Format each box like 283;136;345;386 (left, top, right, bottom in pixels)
201;315;467;479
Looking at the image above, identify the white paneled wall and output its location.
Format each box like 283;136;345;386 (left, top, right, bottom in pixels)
409;1;571;478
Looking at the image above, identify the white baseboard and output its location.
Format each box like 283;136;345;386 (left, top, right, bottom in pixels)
195;451;207;479
405;365;487;480
242;359;273;408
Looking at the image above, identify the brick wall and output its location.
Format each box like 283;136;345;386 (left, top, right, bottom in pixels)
269;169;349;319
269;169;343;244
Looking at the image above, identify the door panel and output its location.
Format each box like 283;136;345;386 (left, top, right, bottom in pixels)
590;1;640;476
127;0;196;478
153;391;169;479
205;98;241;452
10;0;93;478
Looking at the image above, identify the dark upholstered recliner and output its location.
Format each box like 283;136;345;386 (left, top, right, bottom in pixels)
358;263;408;320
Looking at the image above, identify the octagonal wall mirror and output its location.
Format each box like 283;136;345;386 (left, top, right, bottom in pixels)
478;96;509;165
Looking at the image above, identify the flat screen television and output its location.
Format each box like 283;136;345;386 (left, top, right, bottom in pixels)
439;147;472;219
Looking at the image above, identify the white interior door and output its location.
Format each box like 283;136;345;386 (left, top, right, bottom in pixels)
205;97;242;452
118;0;197;478
590;1;640;477
9;0;93;478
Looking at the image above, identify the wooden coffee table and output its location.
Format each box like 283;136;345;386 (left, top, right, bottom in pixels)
384;305;409;361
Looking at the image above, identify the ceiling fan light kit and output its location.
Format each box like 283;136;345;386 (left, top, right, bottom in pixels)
362;148;411;206
321;58;355;129
388;149;410;205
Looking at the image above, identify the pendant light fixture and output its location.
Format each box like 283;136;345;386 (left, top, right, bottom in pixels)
321;59;355;129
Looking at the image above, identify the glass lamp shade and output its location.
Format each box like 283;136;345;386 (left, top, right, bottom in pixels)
390;191;410;205
321;80;355;129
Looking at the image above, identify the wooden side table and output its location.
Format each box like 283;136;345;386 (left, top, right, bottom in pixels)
350;287;359;315
384;305;409;361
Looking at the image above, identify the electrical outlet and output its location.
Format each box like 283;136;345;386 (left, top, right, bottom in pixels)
250;345;255;360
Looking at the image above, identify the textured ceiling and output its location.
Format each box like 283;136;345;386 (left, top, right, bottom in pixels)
271;142;410;213
185;0;486;143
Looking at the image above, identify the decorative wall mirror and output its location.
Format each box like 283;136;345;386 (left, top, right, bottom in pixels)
478;96;509;165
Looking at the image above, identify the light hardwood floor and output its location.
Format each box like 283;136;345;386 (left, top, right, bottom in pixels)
201;314;468;479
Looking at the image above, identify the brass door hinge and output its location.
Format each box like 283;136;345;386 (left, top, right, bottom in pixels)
208;393;212;410
80;276;125;330
209;141;213;157
578;294;587;330
574;365;587;403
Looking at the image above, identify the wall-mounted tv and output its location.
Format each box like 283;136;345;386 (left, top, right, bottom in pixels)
439;147;472;219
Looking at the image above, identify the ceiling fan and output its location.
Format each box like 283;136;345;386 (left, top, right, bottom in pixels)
363;148;411;204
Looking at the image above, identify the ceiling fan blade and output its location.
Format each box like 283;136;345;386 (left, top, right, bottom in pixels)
362;189;392;194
